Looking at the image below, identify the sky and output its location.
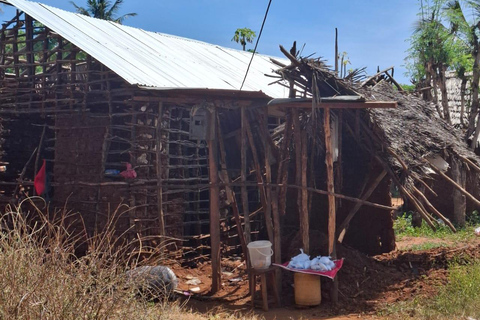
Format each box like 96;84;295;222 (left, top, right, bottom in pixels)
1;0;421;84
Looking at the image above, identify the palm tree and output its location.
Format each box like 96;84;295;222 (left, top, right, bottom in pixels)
445;0;480;147
410;4;454;123
231;28;256;51
70;0;137;24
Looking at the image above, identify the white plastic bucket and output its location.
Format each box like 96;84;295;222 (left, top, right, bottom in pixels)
247;240;273;269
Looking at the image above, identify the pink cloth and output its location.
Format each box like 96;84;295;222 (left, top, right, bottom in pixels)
273;258;344;280
120;163;137;179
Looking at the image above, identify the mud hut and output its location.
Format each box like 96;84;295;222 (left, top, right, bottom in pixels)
1;0;479;299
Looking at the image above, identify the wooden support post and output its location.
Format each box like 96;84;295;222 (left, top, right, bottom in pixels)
293;109;309;253
427;160;480;208
262;107;282;293
451;157;467;227
240;106;251;244
208;108;221;294
13;147;38;197
324;107;336;257
376;156;437;231
458;154;480;174
217;114;248;264
334;28;339;76
24;14;34;80
300;127;309;252
413;176;438;197
13;11;20;78
337;170;387;243
156;102;166;238
324;107;338;304
413;186;456;232
244;112;274;243
277;111;293;216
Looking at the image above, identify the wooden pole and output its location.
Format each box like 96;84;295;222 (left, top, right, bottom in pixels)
324;107;336;257
217;114;249;263
207;108;221;294
293;109;308;253
277;111;293;216
413;186;456;232
300;128;309;254
458;154;480;174
375;156;437;231
244;112;274;243
334;28;339;76
323;107;338;304
240;106;251;244
427;160;480;208
337;170;387;243
156;102;165;238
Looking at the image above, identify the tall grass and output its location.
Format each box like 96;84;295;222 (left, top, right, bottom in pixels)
382;260;480;319
0;198;261;320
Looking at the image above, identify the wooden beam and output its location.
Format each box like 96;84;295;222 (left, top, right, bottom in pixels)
360;66;395;87
413;186;456;232
324;107;336;257
334;28;339;76
427;159;480;208
277;112;293;216
244;111;274;243
240;106;251;244
207;108;221;294
337;170;387;243
376;156;437;231
217;113;248;264
293;108;308;253
458;154;480;174
156;103;165;238
269;100;397;111
300;127;309;254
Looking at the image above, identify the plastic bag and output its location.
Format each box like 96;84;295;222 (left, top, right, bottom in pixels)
319;256;335;270
475;227;480;237
310;256;328;271
287;249;310;269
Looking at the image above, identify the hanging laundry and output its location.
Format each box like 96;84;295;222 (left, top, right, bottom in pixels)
120;162;137;179
34;160;47;195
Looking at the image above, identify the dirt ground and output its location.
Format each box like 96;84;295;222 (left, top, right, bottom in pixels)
167;237;480;320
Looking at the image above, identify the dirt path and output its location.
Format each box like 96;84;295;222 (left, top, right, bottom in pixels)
172;240;480;320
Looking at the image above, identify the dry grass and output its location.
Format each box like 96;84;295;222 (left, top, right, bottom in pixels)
0;198;262;320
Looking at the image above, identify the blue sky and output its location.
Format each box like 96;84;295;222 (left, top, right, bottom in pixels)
1;0;420;84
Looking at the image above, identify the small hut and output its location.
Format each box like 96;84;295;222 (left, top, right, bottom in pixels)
1;0;480;299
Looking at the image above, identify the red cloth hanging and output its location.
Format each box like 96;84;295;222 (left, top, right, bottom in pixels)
34;160;47;195
120;162;137;179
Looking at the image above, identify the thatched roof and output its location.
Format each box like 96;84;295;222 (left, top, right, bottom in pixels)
360;82;479;178
271;49;479;181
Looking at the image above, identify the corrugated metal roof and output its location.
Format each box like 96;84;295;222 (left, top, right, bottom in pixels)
6;0;289;98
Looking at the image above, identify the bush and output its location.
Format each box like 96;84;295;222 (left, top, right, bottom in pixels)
0;198;258;320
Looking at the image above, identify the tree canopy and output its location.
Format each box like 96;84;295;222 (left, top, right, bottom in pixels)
231;28;256;51
70;0;137;24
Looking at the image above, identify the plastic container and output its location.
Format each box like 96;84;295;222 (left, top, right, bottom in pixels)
247;240;273;269
294;273;321;306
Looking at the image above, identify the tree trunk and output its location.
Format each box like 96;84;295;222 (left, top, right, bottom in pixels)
422;63;433;101
438;65;451;124
451;156;466;227
467;43;480;145
430;63;443;119
460;76;467;127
